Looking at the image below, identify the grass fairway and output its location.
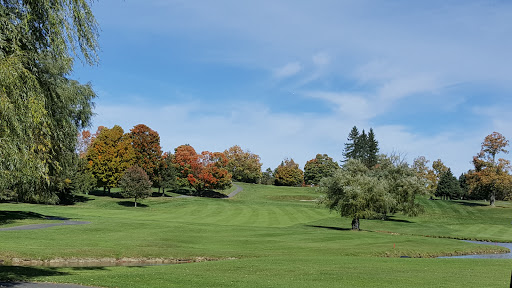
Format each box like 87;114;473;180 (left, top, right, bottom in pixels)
0;183;511;287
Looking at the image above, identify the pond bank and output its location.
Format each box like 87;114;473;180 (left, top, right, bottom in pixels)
439;240;512;259
3;257;237;268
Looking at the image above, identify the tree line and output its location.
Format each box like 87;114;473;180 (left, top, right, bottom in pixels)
412;131;512;206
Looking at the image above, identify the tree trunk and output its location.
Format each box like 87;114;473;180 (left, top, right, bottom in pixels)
490;192;496;207
351;218;360;230
134;200;137;207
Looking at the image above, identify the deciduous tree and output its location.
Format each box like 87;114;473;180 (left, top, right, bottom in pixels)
467;132;512;206
320;157;426;230
424;159;448;192
86;126;135;193
304;154;339;185
260;168;274;185
274;158;304;187
0;0;99;203
224;145;262;183
174;145;232;192
118;166;153;207
159;152;177;195
129;124;163;184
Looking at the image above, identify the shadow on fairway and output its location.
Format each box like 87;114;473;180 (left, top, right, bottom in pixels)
0;211;74;226
306;225;351;231
455;201;488;207
58;194;94;205
384;217;413;224
0;266;69;282
0;211;47;226
117;201;148;208
172;188;228;198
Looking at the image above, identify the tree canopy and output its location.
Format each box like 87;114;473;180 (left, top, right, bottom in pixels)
274;158;304;187
86;126;135;192
342;126;379;168
118;166;153;207
320;157;426;230
129;124;163;184
224;145;262;183
466;132;512;206
0;0;99;203
304;154;339;185
435;168;462;200
173;145;232;192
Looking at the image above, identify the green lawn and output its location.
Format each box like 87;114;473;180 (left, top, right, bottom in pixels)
0;183;511;287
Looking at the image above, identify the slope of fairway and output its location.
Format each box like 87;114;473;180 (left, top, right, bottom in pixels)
0;183;511;287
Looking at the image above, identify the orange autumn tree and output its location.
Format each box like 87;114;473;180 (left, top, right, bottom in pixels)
174;145;232;192
86;125;135;193
128;124;163;185
466;132;512;206
274;158;304;187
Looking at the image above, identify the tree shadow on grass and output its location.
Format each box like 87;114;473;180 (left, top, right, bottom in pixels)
171;188;227;198
383;217;413;224
171;188;195;196
0;266;69;282
0;211;47;226
306;225;352;231
117;201;148;208
194;190;228;198
58;194;94;206
455;201;488;207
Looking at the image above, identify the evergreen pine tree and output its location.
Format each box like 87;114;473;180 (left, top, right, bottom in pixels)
343;126;359;162
459;173;469;199
366;128;379;168
435;168;461;200
357;130;369;163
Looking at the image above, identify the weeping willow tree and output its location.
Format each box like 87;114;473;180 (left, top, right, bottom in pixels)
0;0;99;203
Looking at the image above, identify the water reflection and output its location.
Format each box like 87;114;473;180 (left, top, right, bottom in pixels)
439;240;512;259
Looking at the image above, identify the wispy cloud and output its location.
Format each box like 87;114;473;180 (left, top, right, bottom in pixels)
82;0;512;175
274;62;302;78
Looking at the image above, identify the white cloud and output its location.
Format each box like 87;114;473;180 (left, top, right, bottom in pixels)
305;91;376;122
274;62;302;78
377;75;438;101
86;0;512;176
312;52;330;67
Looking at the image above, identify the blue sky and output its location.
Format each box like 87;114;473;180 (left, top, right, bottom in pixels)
73;0;512;175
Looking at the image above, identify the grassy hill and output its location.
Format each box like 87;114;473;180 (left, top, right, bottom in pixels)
0;183;511;287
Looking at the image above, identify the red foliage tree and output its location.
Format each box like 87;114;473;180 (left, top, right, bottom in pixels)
173;145;232;192
129;124;163;184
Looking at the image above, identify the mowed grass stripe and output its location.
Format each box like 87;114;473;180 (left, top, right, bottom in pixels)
266;206;282;227
446;202;469;217
200;200;231;224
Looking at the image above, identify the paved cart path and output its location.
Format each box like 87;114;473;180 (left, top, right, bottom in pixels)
226;184;243;198
0;217;90;231
0;282;99;288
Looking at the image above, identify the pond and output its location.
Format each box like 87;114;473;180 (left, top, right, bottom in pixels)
439;240;512;259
